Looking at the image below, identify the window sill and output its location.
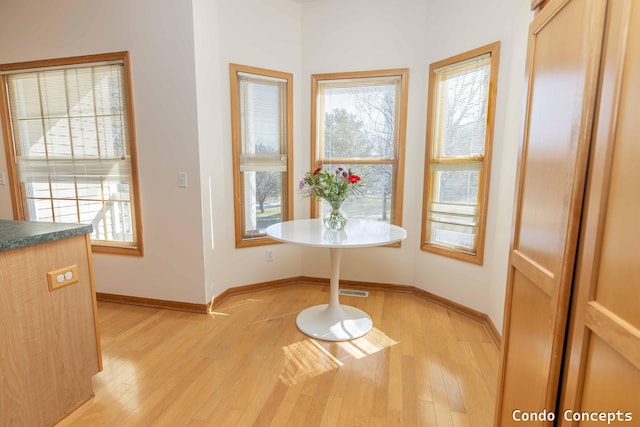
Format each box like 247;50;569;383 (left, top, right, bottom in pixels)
92;244;143;257
421;243;483;265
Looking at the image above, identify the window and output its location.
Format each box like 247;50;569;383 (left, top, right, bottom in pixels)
0;52;143;256
421;42;500;264
311;69;408;228
229;64;293;247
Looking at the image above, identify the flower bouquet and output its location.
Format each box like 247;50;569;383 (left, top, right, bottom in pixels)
299;166;365;230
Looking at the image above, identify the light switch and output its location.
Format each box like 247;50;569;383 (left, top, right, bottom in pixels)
178;171;188;188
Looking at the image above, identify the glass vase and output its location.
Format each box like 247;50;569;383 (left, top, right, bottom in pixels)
323;200;348;230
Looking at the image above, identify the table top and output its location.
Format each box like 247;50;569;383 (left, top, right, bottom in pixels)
266;219;407;248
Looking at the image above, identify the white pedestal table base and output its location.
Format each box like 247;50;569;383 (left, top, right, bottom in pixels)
265;220;407;342
295;304;372;341
295;247;373;341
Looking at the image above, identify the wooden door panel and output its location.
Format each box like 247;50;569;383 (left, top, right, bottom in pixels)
559;0;640;423
510;0;605;305
510;250;554;297
495;0;607;424
578;336;639;422
516;0;588;274
593;9;640;328
584;303;640;372
499;271;554;423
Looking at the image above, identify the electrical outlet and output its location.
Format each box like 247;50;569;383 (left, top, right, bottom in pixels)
46;265;79;291
265;249;274;262
0;172;5;185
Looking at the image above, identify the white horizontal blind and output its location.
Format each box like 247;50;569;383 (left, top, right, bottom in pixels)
16;158;131;179
317;75;402;88
238;73;287;171
428;54;492;253
236;70;288;239
239;154;286;172
433;55;490;159
6;62;136;244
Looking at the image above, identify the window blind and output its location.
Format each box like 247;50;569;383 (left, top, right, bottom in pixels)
433;55;491;160
230;63;293;246
426;53;493;255
5;62;136;244
237;74;287;170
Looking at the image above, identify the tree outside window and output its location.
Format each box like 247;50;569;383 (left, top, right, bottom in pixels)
311;69;408;228
421;42;501;264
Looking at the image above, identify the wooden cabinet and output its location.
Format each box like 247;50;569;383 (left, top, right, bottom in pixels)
558;0;640;423
0;230;101;427
495;0;640;425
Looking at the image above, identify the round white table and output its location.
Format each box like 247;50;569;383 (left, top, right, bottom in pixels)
266;218;407;341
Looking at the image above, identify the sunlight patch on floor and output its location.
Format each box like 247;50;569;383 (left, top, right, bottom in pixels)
279;328;398;386
340;327;398;359
280;339;343;386
208;297;266;318
97;354;140;413
208;311;230;318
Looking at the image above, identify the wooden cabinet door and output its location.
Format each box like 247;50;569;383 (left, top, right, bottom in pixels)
494;0;607;425
558;0;640;424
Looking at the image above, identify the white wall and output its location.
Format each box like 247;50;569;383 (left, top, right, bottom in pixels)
298;0;430;287
483;2;532;332
192;0;223;304
418;0;531;332
0;0;207;304
203;0;305;298
299;0;531;330
0;0;531;330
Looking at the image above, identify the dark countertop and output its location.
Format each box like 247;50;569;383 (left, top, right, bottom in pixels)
0;220;93;252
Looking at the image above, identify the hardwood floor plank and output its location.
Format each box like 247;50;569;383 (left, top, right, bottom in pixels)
284;393;313;426
401;355;419;425
55;284;498;426
319;395;342;427
451;412;471;427
418;399;438;427
370;346;391;419
259;382;299;426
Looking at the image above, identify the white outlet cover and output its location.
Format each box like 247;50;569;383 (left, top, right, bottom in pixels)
178;171;188;188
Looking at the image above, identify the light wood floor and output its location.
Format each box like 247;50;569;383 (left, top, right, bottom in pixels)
57;284;499;426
